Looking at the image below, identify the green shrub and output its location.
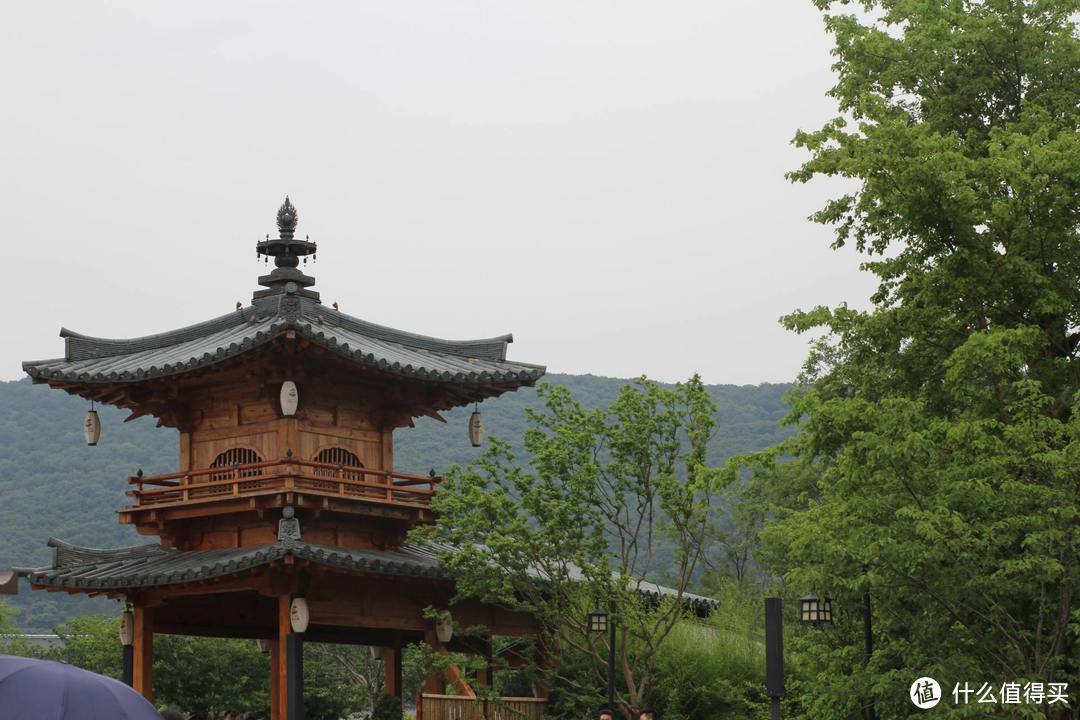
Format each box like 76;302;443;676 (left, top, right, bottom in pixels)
647;581;771;720
372;692;404;720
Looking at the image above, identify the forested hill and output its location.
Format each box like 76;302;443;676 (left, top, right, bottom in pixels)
0;374;793;631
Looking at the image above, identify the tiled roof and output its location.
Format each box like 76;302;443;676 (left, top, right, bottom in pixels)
16;538;719;613
16;538;449;590
23;295;545;387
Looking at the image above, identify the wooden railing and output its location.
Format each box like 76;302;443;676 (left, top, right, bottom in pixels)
419;694;546;720
125;458;441;510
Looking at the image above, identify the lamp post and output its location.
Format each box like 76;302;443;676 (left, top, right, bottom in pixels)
587;605;616;710
764;598;784;720
798;593;875;720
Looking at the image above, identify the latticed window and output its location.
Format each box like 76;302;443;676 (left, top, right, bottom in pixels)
209;447;263;481
314;447;365;481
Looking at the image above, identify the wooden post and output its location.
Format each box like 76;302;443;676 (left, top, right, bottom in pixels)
384;646;403;698
423;629;443;695
533;635;551;699
424;628;475;698
277;596;291;720
477;638;492;720
270;638;281;720
132;606;153;702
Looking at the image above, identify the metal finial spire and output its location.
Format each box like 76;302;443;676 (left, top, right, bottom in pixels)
276;196;298;238
253;196;319;302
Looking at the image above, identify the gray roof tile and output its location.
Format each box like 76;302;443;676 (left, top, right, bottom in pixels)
23;297;544;387
17;538;450;589
17;538;719;613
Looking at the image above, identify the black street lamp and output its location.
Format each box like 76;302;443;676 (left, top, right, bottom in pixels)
798;594;833;626
587;606;616;710
799;592;875;720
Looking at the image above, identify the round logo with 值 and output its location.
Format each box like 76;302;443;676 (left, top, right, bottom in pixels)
910;677;941;709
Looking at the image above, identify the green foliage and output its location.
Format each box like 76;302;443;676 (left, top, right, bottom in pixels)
152;635;271;718
302;642;370;720
0;380;175;629
372;692;404;720
305;642;388;712
0;598;32;656
422;376;721;719
48;615;124;679
723;2;1080;718
0;375;792;631
649;618;768;720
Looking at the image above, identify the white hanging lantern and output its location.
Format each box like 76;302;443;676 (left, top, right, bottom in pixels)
280;381;299;416
435;612;453;644
119;610;134;646
256;638;273;654
83;407;101;446
289;596;310;633
369;646;384;660
468;408;484;447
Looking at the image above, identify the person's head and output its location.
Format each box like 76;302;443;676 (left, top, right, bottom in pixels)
639;710;657;720
599;709;616;720
159;710;184;720
223;712;237;720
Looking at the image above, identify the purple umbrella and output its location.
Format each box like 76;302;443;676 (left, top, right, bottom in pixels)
0;655;162;720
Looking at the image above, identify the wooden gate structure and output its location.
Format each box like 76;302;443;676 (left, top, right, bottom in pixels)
15;199;548;719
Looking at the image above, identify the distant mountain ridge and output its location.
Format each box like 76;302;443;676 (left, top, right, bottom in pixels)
0;373;793;631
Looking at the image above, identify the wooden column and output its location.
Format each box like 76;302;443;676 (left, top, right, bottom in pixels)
132;606;153;702
533;635;551;699
475;637;492;688
423;629;443;694
424;628;475;698
276;597;290;720
384;646;403;698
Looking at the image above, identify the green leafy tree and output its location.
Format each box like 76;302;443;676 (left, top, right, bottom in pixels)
0;598;32;656
49;615;124;677
732;1;1080;718
421;377;718;719
305;643;384;710
372;692;404;720
151;635;270;717
301;643;370;720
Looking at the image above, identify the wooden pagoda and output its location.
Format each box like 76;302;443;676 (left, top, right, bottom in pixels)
16;198;548;720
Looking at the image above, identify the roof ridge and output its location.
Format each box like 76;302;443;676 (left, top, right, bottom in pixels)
60;309;251;361
310;306;513;361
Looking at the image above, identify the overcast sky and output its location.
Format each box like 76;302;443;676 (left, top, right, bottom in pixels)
2;1;877;386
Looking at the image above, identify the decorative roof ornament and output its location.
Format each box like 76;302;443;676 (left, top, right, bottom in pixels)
254;196;319;302
278;505;302;542
277;196;298;238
